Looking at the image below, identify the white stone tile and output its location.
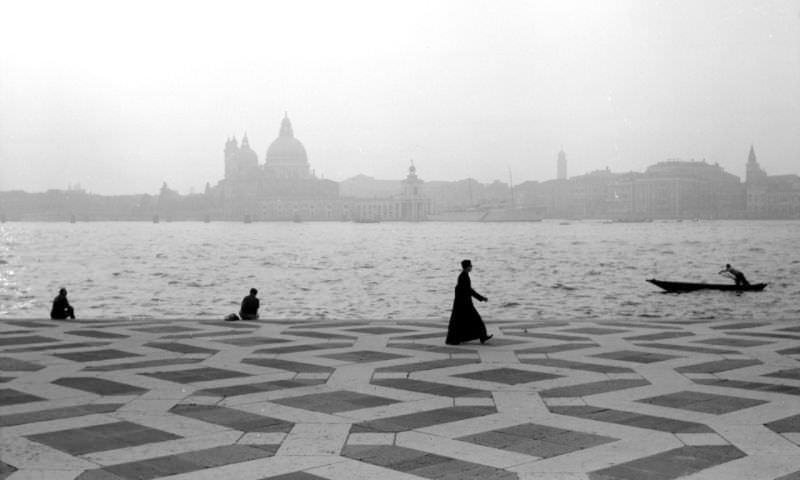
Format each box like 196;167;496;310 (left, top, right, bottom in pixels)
397;431;534;468
0;437;95;471
675;433;729;446
309;457;425;480
454;397;495;407
4;468;83;480
166;456;340;480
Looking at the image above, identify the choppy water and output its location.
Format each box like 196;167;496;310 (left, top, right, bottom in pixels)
1;221;798;322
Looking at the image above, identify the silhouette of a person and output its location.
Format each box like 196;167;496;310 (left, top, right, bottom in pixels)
239;288;260;320
446;259;492;345
50;288;75;319
719;264;750;286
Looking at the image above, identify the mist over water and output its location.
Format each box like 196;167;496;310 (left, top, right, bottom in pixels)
1;221;798;322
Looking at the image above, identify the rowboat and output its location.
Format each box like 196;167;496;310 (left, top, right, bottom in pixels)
646;279;767;292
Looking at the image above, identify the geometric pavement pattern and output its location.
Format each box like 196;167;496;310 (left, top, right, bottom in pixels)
0;318;799;479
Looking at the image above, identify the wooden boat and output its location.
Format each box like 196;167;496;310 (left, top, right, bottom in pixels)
647;279;767;292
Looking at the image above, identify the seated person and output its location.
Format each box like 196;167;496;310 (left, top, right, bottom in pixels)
239;288;260;320
719;264;750;286
50;288;75;319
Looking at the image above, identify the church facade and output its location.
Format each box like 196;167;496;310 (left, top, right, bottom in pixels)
221;114;430;221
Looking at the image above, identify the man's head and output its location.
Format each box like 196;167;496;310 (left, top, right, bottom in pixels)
725;264;731;269
250;288;258;296
461;259;472;270
59;288;67;296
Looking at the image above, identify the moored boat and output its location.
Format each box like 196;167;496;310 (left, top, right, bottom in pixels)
647;278;767;292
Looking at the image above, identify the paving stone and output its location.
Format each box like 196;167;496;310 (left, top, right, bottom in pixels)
65;330;130;339
321;350;409;363
170;404;294;432
455;367;562;385
591;350;679;364
693;378;800;396
52;377;148;395
588;445;746;480
549;405;714;433
623;331;695;341
694;337;773;347
521;358;634;374
764;413;800;434
633;342;738;355
637;390;768;414
386;342;478;355
254;342;354;354
273;390;399;413
195;378;327;397
540;378;650;398
53;349;142;362
346;327;415;335
377;358;480;373
371;378;491;398
27;421;181;455
214;336;291;346
140;366;251;383
459;422;617;458
143;341;219;355
514;342;600;354
765;368;800;381
676;358;762;374
0;356;45;371
0;403;122;427
561;327;630;335
83;357;204;372
351;406;497;433
0;335;59;347
0;388;46;406
2;341;110;353
261;472;329;480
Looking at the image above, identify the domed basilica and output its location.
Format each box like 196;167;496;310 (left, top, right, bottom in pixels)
221;114;429;221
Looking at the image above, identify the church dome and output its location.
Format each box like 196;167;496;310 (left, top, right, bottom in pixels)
265;113;308;165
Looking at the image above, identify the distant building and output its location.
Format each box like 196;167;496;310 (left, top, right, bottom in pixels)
745;145;800;218
221;114;429;221
557;148;567;180
607;159;744;219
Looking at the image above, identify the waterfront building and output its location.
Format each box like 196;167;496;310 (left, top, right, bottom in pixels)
557;148;567;180
221;114;429;221
745;145;800;218
607;160;744;219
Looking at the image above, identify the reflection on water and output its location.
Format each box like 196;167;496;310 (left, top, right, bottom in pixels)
1;221;798;322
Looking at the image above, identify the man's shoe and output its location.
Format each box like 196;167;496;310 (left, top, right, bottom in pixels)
480;334;493;344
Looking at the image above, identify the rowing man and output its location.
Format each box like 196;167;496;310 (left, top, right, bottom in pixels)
719;264;750;287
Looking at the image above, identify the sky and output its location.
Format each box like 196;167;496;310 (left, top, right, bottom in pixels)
1;0;799;195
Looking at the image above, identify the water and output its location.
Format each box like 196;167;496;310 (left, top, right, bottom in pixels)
1;221;799;322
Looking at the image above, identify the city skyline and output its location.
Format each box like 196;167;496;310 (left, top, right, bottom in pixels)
2;0;799;195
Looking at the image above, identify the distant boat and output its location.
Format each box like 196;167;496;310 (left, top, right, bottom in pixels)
354;217;380;224
647;279;767;292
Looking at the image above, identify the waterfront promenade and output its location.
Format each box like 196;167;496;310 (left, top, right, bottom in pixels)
1;317;799;480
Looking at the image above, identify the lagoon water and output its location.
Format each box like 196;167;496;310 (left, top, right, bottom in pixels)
1;221;798;322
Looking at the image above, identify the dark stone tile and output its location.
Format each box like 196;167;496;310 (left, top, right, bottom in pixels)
778;346;800;355
0;461;18;479
283;331;357;341
0;335;59;347
694;378;800;396
214;336;291;347
254;342;354;354
346;327;414;335
176;444;275;467
520;358;634;374
764;368;800;381
637;390;767;414
53;349;142;363
351;406;497;433
633;342;738;355
710;322;768;330
540;379;650;398
511;332;592;342
377;358;481;373
455;367;561;385
727;331;800;340
321;350;408;363
514;342;599;354
141;366;250;384
53;377;148;395
195;378;326;397
561;327;629;335
170;404;294;432
0;403;122;427
83;357;204;372
65;330;129;339
242;358;334;374
389;331;447;341
549;405;713;433
28;421;180;455
0;388;46;406
144;342;219;355
0;376;13;383
371;378;491;398
694;337;772;347
130;325;201;334
676;358;762;374
2;341;109;353
588;445;745;480
623;331;694;341
459;422;616;458
162;330;257;340
764;413;800;433
261;472;329;480
591;350;678;364
273;390;399;414
386;342;478;355
774;471;800;480
0;356;45;371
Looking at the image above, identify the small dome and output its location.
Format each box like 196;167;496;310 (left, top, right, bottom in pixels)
266;114;308;165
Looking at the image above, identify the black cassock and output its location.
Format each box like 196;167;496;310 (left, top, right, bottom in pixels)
445;270;488;345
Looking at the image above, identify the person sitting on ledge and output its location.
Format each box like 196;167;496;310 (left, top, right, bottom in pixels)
719;264;750;286
239;288;260;320
50;288;75;319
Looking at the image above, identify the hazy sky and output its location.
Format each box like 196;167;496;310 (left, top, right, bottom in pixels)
1;0;799;195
